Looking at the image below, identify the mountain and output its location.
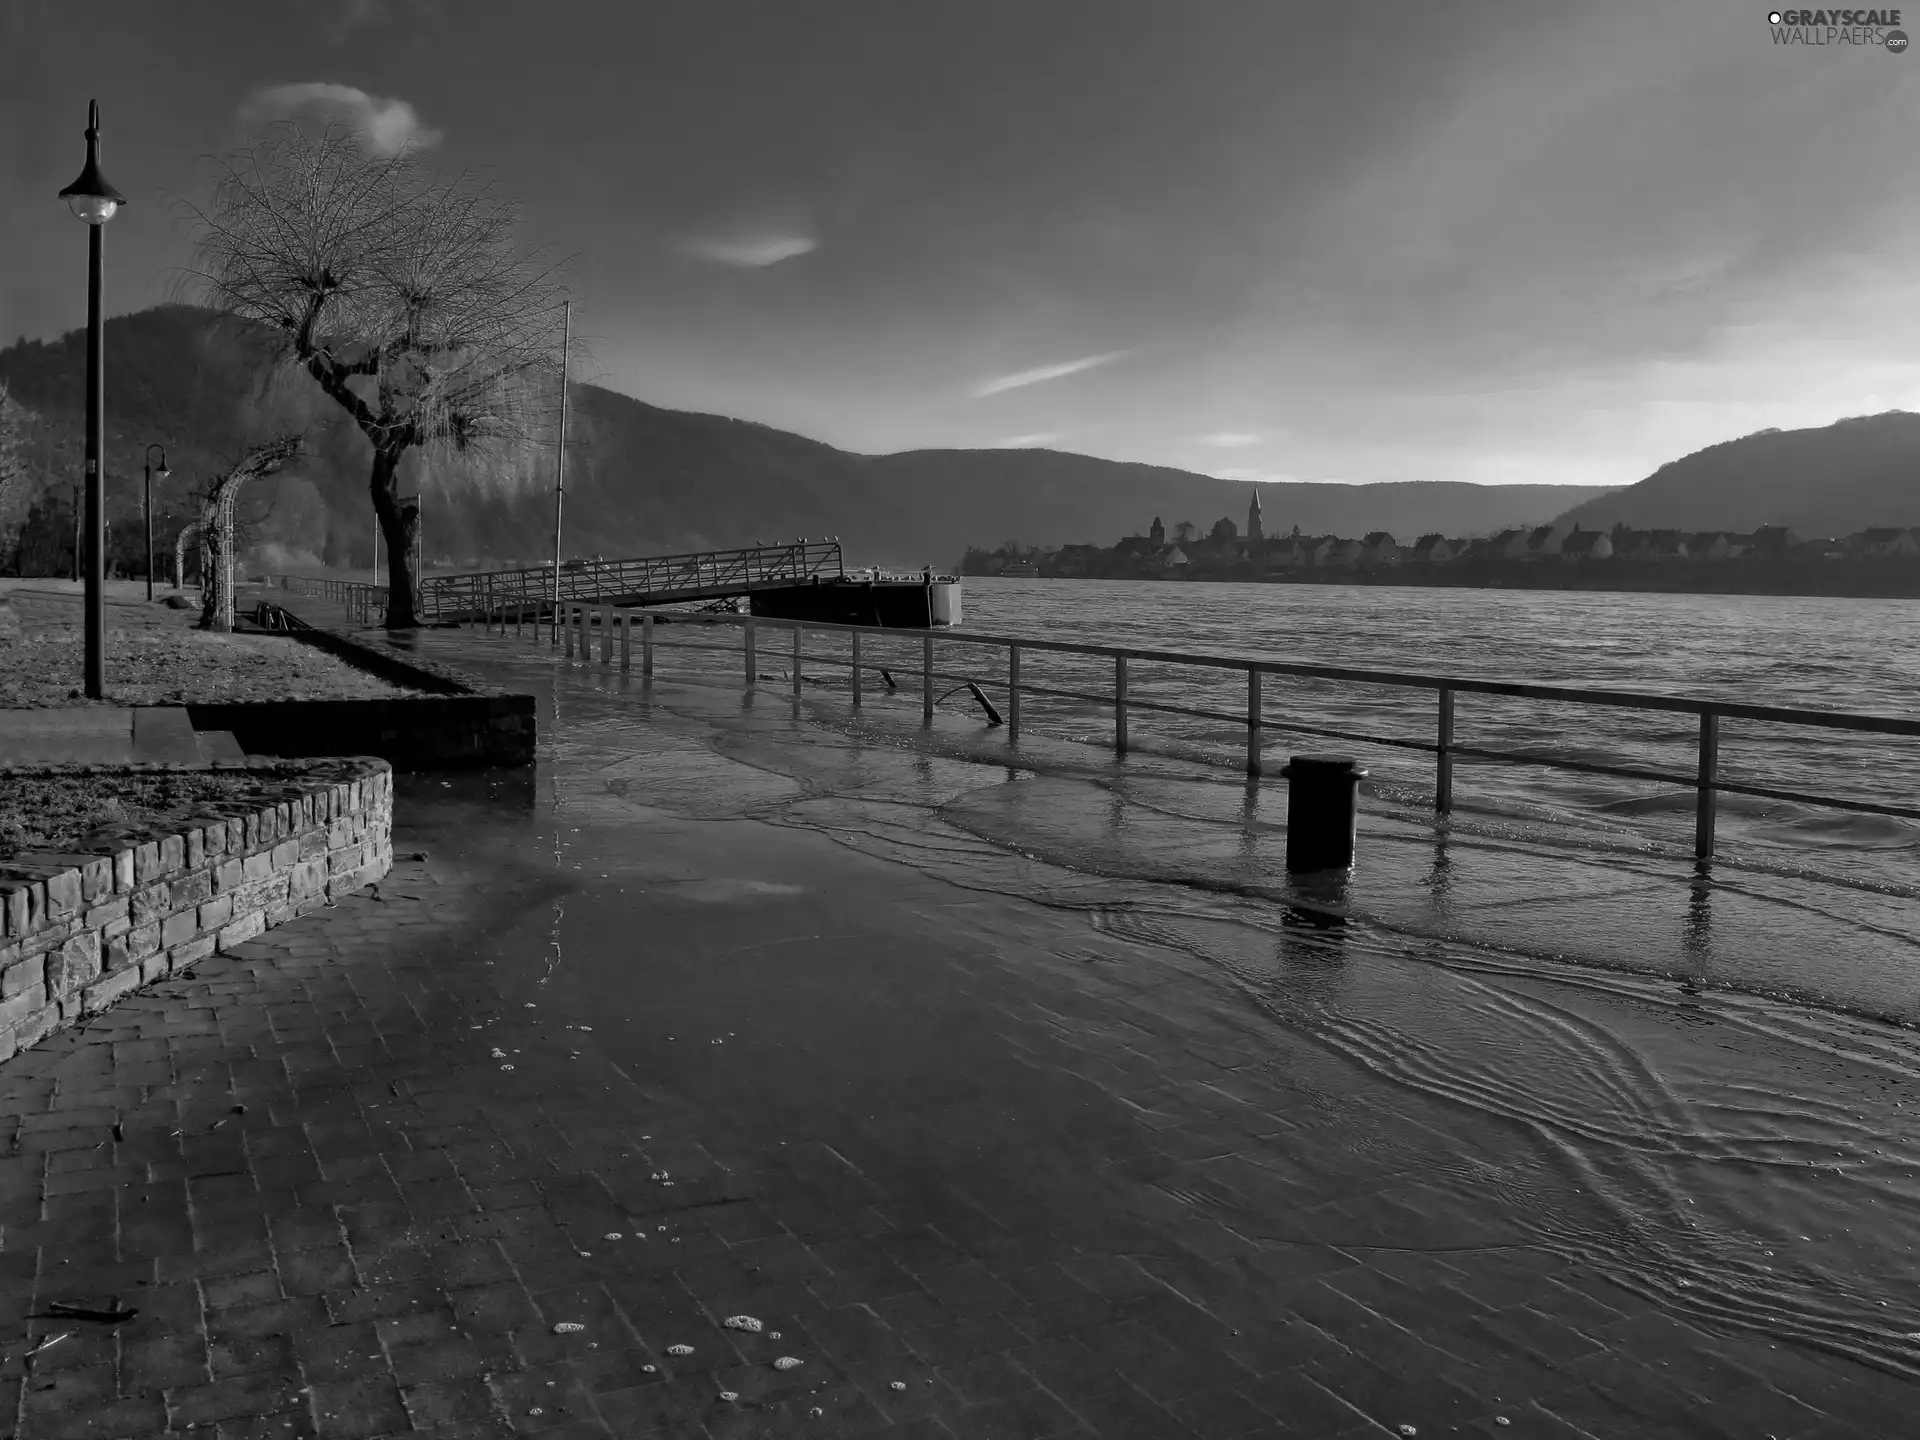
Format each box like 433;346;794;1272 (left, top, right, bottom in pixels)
0;306;1616;574
1551;412;1920;539
843;451;1613;564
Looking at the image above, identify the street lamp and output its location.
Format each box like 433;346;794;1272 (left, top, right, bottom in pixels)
58;99;126;700
551;299;572;625
143;444;168;601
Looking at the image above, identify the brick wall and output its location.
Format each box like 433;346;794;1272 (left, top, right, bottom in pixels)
0;759;391;1062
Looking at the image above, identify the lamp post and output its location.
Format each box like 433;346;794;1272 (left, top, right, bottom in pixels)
58;99;126;700
551;299;571;617
143;443;168;602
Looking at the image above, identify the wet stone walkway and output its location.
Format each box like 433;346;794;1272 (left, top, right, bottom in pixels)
0;638;1915;1439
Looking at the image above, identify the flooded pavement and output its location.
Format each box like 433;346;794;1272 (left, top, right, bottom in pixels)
417;623;1920;1433
3;619;1917;1439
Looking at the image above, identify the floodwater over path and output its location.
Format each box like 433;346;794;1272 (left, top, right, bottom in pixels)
378;622;1920;1434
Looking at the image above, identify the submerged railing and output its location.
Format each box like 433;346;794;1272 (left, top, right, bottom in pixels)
275;575;388;626
474;598;1920;863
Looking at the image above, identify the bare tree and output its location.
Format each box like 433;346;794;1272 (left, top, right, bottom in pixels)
184;123;566;627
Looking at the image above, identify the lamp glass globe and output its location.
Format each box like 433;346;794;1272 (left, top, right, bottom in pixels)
67;194;118;225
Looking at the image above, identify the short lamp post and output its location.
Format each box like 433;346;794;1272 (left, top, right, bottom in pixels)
143;444;168;601
58;99;127;700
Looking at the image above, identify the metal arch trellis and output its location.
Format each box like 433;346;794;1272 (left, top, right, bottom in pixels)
173;519;204;590
196;436;304;631
212;474;247;631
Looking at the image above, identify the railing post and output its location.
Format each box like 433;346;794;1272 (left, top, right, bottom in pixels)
1008;645;1020;740
851;630;862;705
793;623;803;695
642;613;654;675
1436;686;1454;813
1246;670;1263;777
1695;710;1719;862
1115;655;1129;754
923;633;934;722
744;617;757;683
619;611;631;672
600;604;613;666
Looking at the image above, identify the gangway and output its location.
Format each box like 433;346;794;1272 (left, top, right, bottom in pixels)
268;538;960;627
418;539;846;622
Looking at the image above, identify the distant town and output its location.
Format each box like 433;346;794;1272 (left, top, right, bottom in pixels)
962;490;1920;596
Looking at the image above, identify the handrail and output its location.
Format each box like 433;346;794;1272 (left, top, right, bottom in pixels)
265;541;878;625
271;574;388;626
522;605;1920;863
891;625;1920;736
410;539;847;619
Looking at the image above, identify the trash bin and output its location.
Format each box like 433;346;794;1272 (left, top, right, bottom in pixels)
1281;754;1367;873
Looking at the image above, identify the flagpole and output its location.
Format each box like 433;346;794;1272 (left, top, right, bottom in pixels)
550;300;571;620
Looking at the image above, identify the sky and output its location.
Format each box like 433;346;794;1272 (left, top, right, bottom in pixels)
4;0;1919;489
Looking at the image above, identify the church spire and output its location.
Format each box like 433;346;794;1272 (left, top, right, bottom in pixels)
1246;488;1264;543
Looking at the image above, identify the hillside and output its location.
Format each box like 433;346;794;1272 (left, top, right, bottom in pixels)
1551;412;1920;538
1;306;1614;574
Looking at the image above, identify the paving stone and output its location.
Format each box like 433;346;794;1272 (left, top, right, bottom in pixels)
1163;1384;1277;1439
165;1372;307;1428
308;1372;412;1437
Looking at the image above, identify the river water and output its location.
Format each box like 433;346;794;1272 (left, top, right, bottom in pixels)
953;576;1920;865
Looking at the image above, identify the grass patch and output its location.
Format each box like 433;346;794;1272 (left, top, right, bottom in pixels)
0;769;304;857
0;629;427;707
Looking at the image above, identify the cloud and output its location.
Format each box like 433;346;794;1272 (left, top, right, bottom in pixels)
1197;431;1262;448
238;83;442;155
336;0;390;31
973;350;1132;398
683;235;818;268
991;433;1062;448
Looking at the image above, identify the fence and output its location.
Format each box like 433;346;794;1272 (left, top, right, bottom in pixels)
477;600;1920;864
274;575;388;626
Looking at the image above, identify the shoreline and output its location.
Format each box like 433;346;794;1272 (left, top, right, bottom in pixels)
425;616;1920;1035
964;560;1920;600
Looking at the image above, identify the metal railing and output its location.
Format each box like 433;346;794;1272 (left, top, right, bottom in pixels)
473;601;1920;863
273;574;388;626
414;540;846;621
247;600;313;632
